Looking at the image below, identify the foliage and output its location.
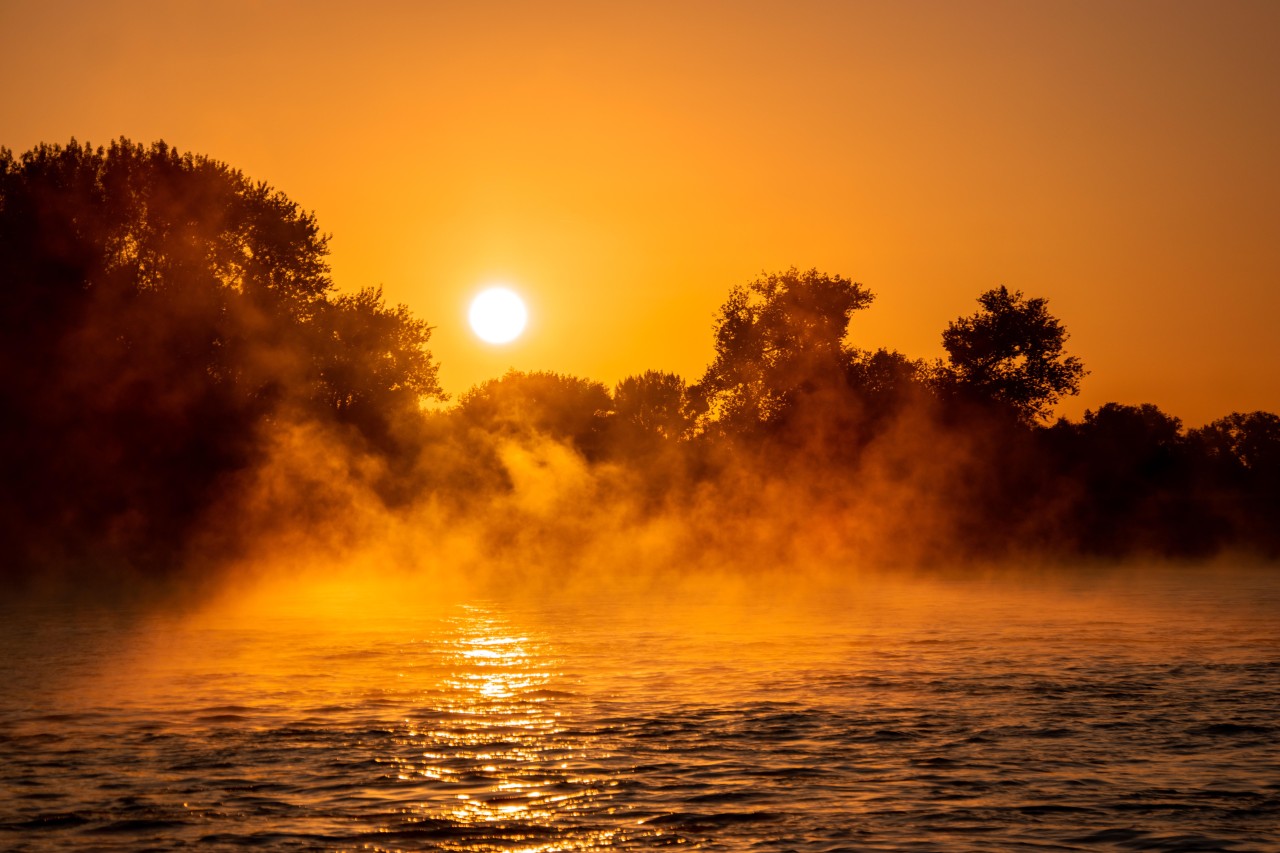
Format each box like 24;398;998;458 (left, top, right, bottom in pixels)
845;348;930;410
1081;403;1183;448
1189;411;1280;476
457;370;612;453
313;285;442;441
612;371;693;442
695;267;873;430
0;139;442;573
4;138;1279;578
1061;403;1187;487
1042;403;1224;555
940;286;1086;423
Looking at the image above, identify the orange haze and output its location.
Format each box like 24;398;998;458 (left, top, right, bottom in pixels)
3;0;1278;425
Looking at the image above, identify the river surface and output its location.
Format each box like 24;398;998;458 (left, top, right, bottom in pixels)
1;568;1278;851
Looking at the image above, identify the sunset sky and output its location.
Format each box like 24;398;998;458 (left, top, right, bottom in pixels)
4;0;1277;425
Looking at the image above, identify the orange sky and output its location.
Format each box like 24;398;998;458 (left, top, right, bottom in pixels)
3;0;1278;425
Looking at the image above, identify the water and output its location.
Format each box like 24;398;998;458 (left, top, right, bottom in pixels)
2;569;1278;851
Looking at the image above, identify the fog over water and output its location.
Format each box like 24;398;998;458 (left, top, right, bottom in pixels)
3;567;1277;851
4;140;1280;852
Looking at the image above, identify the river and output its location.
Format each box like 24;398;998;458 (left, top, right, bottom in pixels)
1;567;1277;851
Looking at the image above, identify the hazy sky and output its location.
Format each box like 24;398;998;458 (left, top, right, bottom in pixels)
3;0;1277;424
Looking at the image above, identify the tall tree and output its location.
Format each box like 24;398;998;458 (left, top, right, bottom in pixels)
0;139;442;576
695;267;874;431
940;285;1086;423
312;285;442;443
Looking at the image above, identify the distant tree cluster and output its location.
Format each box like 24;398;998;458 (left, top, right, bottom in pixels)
425;267;1279;562
2;140;1277;587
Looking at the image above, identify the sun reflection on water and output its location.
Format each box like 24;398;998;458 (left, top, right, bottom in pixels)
380;604;623;850
4;575;1277;851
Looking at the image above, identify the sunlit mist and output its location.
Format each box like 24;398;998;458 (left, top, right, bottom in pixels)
3;4;1280;851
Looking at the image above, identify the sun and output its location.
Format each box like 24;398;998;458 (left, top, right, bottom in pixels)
469;287;527;344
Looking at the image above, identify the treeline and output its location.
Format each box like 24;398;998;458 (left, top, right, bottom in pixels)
430;274;1279;562
1;140;1276;586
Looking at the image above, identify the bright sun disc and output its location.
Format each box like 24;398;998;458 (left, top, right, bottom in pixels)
469;287;527;344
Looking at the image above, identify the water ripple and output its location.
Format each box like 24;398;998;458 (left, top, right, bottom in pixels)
2;575;1280;850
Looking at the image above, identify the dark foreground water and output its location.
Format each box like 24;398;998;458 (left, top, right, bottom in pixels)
2;568;1278;851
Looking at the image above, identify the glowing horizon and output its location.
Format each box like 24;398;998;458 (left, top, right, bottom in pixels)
2;2;1277;425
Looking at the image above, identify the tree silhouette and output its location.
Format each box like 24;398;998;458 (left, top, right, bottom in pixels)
457;370;612;455
939;286;1086;423
1187;411;1280;553
313;285;442;445
1043;403;1210;554
1075;403;1185;475
7;136;1279;578
695;267;874;431
845;347;930;412
612;371;692;443
1190;411;1280;477
0;139;442;576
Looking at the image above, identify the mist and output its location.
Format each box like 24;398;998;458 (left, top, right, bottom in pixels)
5;140;1280;853
2;140;1277;620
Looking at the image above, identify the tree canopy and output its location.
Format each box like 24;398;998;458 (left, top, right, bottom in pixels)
613;371;692;443
457;370;612;454
940;285;1086;423
4;139;1279;581
695;267;874;431
0;139;442;573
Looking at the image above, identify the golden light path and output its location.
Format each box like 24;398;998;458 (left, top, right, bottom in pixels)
12;574;1279;850
384;604;624;850
70;589;676;850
